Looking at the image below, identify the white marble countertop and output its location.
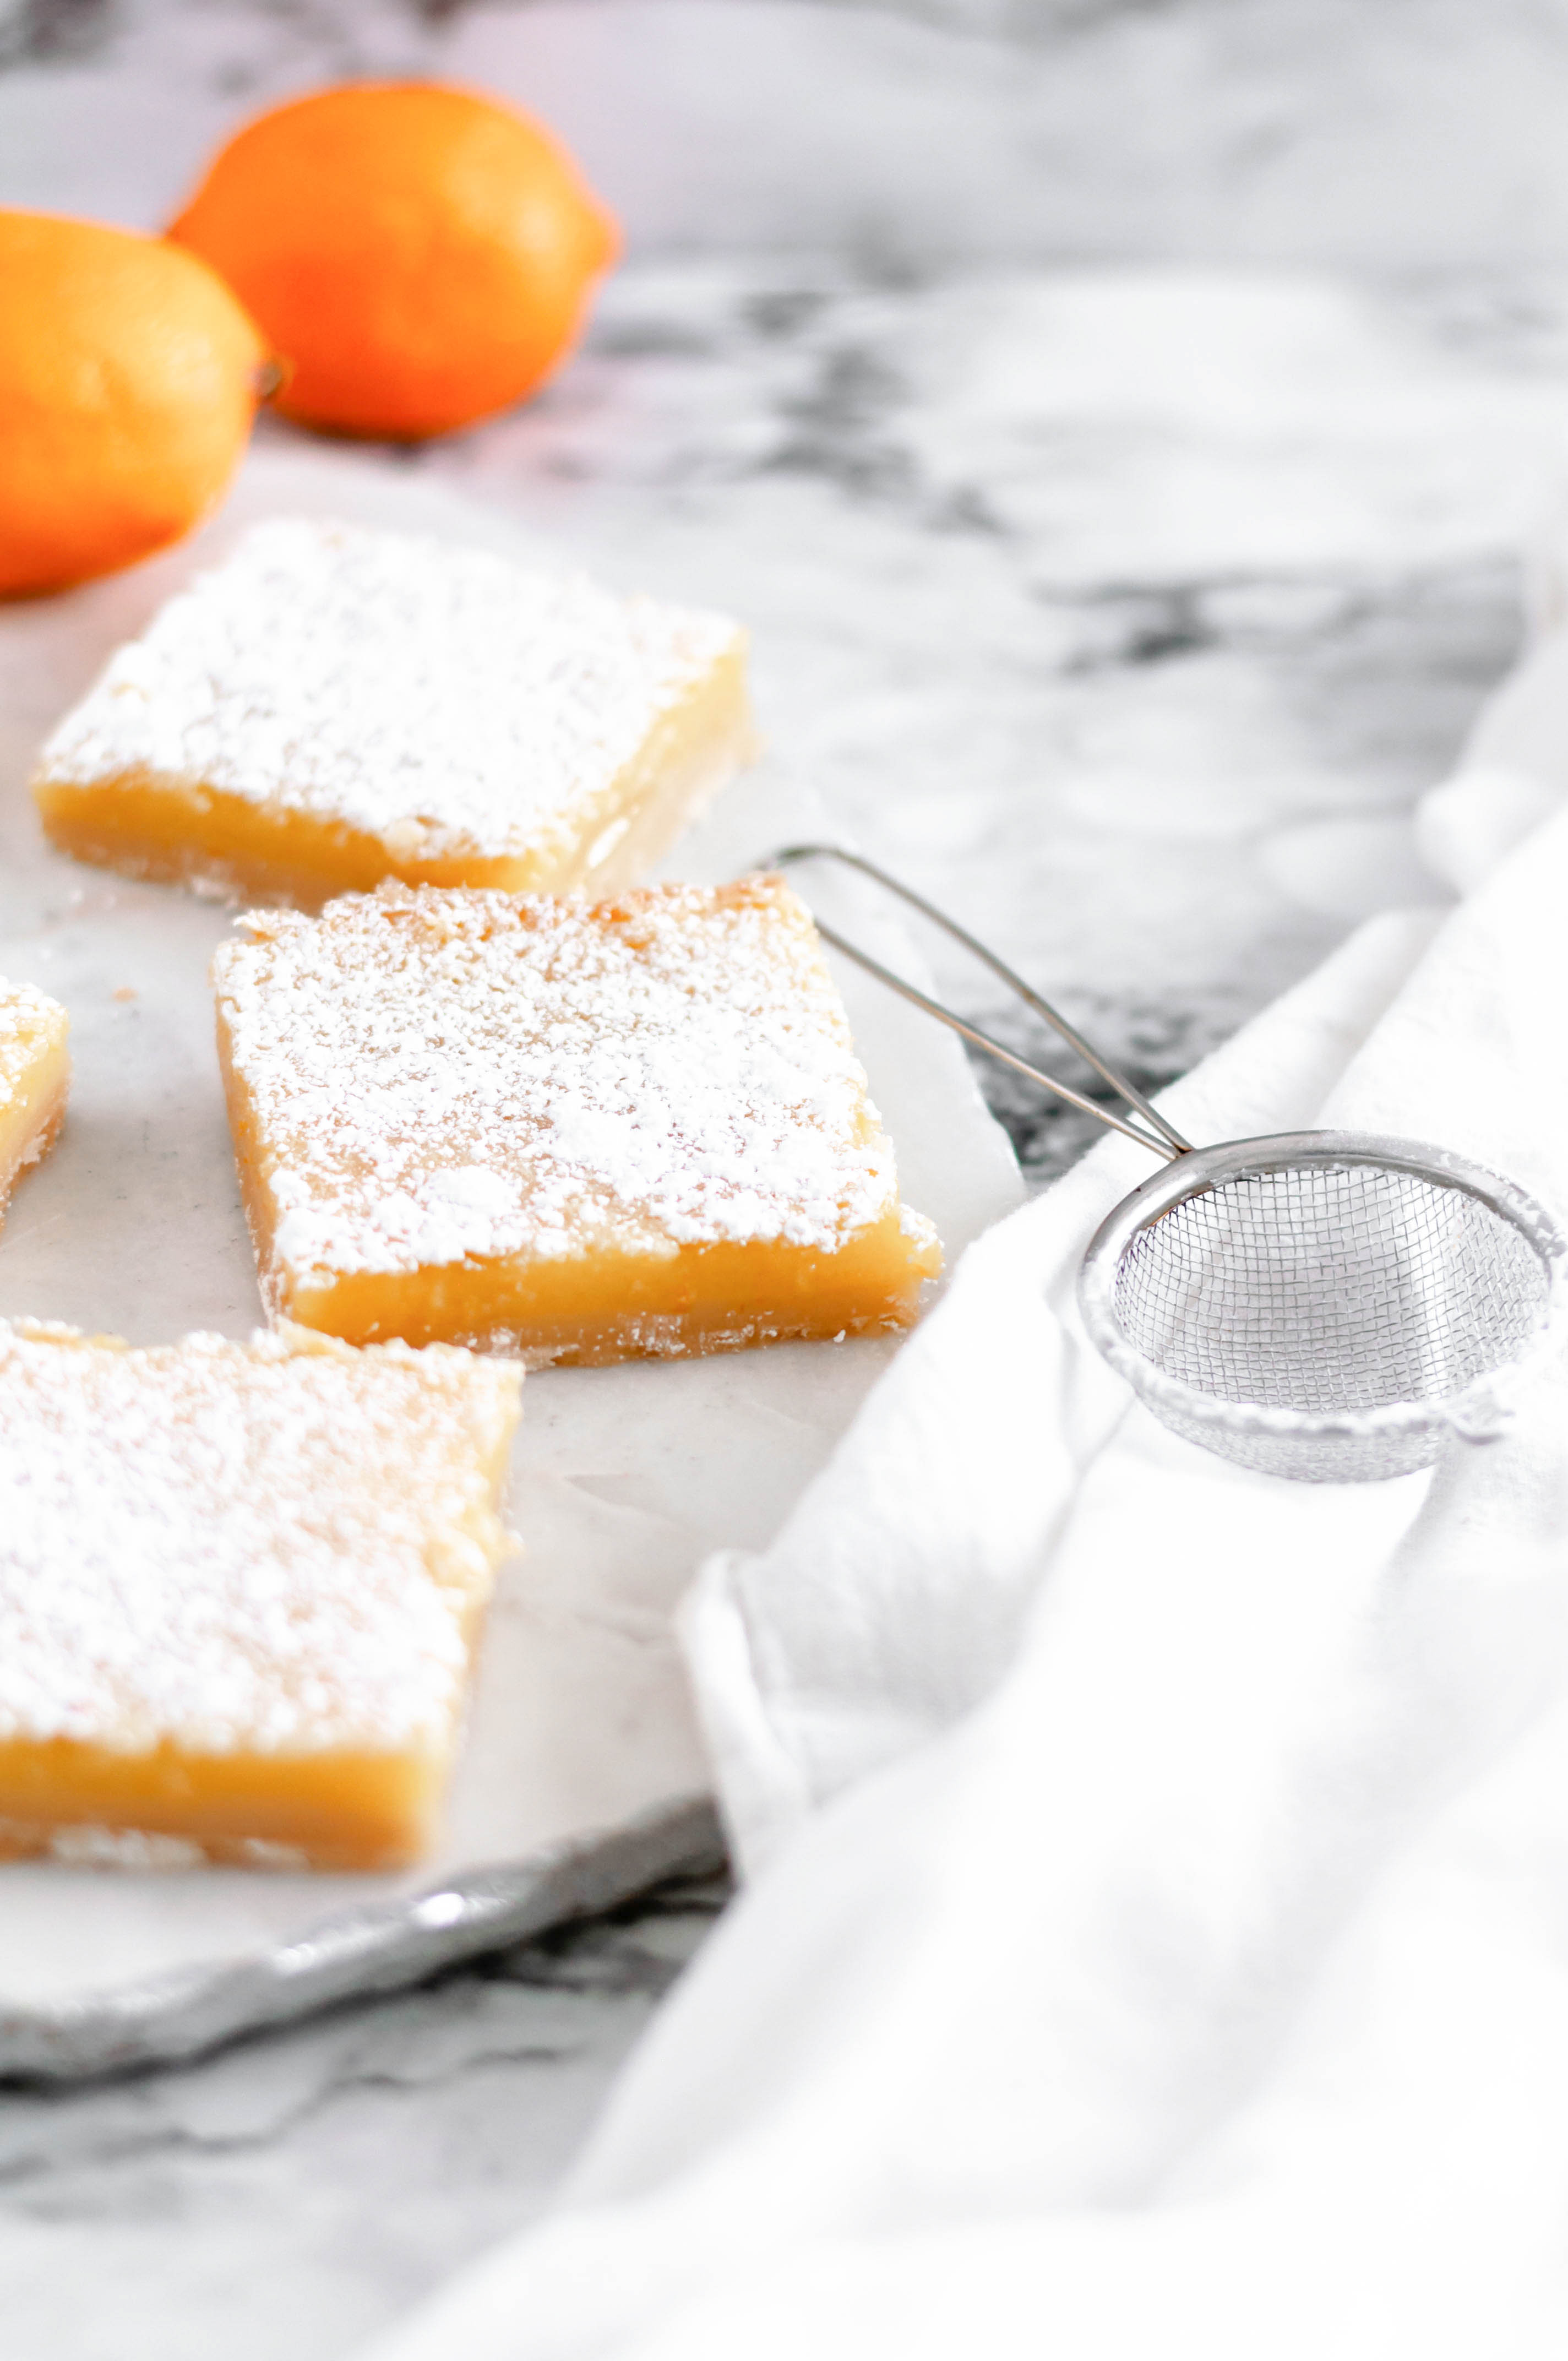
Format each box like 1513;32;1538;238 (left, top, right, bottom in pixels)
9;4;1568;2356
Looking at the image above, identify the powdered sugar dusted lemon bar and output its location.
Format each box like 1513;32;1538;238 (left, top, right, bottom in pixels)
0;980;68;1222
213;877;942;1365
0;1320;520;1870
33;518;755;909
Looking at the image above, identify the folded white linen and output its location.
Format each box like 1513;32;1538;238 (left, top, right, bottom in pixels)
366;681;1568;2358
682;905;1442;1875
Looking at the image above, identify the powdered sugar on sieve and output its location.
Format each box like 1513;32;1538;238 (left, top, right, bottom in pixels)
0;1323;520;1754
213;878;905;1285
35;518;744;860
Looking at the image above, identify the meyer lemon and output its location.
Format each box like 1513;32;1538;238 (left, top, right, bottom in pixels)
0;211;265;600
168;81;619;440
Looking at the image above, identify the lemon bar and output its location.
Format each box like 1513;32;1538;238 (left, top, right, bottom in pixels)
213;877;942;1364
32;518;755;909
0;1320;521;1870
0;980;68;1220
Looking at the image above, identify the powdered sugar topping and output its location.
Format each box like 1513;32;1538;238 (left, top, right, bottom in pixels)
36;518;744;861
214;879;902;1281
0;1323;520;1754
0;978;66;1118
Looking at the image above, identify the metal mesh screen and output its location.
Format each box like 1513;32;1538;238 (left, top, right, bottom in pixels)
1113;1162;1549;1417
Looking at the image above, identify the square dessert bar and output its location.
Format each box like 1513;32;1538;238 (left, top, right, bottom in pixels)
0;979;68;1221
213;877;942;1365
0;1320;521;1870
34;518;754;909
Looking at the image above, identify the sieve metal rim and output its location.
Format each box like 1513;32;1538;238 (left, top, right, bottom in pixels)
1076;1130;1568;1448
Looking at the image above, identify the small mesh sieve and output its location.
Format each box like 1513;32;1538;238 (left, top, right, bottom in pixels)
770;845;1568;1484
1077;1131;1562;1481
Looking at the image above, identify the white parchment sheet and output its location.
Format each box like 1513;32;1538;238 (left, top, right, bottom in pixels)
0;449;1022;2068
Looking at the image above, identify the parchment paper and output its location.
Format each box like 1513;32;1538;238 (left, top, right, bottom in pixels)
0;451;1022;2075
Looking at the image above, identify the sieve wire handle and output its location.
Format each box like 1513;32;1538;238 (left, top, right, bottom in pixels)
766;844;1192;1163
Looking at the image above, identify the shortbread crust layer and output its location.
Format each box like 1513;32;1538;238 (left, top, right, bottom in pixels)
34;519;755;909
213;878;942;1364
0;1320;521;1870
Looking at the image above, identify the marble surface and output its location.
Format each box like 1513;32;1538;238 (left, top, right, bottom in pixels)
10;3;1568;2357
18;0;1568;270
1;1874;728;2361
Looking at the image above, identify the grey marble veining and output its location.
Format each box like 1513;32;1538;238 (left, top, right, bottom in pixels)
422;258;1547;1177
9;4;1568;2355
0;1877;726;2361
16;0;1568;270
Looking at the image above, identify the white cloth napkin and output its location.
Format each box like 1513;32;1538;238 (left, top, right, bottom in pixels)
365;618;1568;2360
